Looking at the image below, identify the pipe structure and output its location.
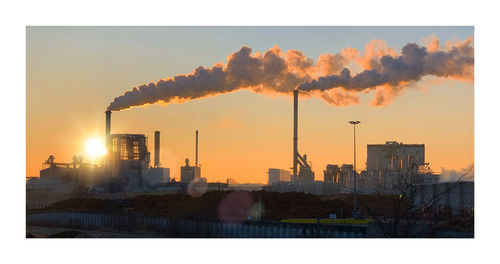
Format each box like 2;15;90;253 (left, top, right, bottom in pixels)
105;110;112;165
195;130;199;167
293;89;298;182
154;131;160;167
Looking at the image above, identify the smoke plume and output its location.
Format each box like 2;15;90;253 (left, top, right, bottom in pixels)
298;37;473;106
107;37;473;111
439;164;474;182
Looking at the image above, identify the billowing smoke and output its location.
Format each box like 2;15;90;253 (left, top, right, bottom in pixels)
107;45;351;111
439;164;474;182
298;37;474;106
107;37;473;111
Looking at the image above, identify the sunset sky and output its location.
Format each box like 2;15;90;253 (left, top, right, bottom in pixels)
26;26;474;183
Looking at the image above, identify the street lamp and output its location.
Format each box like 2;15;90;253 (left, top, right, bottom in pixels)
348;120;360;218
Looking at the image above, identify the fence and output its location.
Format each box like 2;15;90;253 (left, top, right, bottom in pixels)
26;210;367;238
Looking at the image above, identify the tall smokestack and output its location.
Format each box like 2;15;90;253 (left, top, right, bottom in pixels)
293;89;298;182
195;130;199;167
105;110;111;165
154;131;160;168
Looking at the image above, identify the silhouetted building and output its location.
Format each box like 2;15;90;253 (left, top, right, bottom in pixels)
297;154;314;182
323;164;340;182
268;168;291;185
146;167;170;187
110;134;150;191
362;141;438;194
367;141;425;173
180;158;201;183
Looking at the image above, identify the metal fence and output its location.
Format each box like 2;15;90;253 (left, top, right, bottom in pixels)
26;210;367;238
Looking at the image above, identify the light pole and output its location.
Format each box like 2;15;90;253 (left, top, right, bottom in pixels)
348;120;360;218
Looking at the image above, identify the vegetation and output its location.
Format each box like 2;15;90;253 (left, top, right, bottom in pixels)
32;183;473;236
36;191;352;220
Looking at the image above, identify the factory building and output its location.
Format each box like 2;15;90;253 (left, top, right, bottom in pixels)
104;111;172;192
323;164;352;185
356;166;439;194
39;155;79;181
108;132;173;191
361;141;439;193
268;168;291;185
316;141;440;195
367;141;425;173
180;130;203;184
340;164;354;187
180;158;201;183
109;134;150;191
323;164;340;182
144;131;171;187
413;181;474;216
26;154;109;193
27;111;174;194
146;168;171;186
297;154;314;182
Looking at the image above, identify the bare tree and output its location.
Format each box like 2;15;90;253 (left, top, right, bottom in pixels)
359;164;474;238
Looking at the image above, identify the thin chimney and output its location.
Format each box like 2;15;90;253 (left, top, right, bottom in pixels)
105;110;111;165
293;89;298;182
195;130;199;167
154;131;160;167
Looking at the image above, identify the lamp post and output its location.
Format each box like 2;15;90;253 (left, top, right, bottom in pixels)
348;120;360;218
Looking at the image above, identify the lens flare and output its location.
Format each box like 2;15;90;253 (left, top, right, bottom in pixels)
217;191;254;224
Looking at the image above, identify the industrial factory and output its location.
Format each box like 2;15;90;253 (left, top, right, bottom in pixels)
267;134;440;193
264;89;445;197
27;87;465;210
26;110;205;194
266;141;440;195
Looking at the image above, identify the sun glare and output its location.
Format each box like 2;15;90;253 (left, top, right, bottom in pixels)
85;137;107;158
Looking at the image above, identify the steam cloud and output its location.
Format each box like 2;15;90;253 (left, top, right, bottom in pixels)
107;37;473;111
439;164;474;182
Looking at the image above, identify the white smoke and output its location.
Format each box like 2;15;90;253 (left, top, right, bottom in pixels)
439;164;474;182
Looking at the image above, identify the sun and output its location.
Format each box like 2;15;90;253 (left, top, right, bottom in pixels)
85;137;108;158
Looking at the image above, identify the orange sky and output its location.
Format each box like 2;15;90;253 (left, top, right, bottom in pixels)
26;27;474;183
